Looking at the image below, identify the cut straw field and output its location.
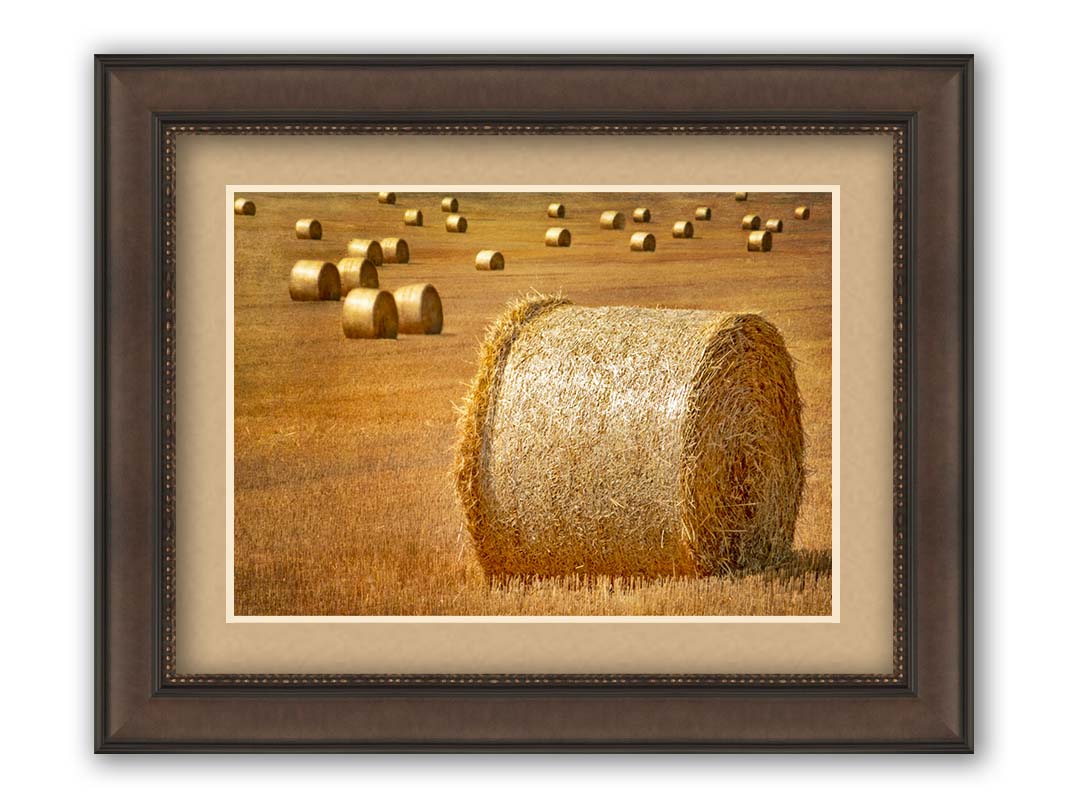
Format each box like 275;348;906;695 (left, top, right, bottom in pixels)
232;190;832;616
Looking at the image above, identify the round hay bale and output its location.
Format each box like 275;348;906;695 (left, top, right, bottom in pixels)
748;230;773;252
294;218;322;240
441;196;459;213
735;191;748;201
599;210;625;230
629;232;656;252
234;198;256;216
547;202;566;218
454;294;805;577
347;238;383;266
695;206;712;220
741;214;762;230
342;289;398;339
765;218;784;232
381;237;410;264
632;207;651;222
288;260;341;301
545;227;571;247
672;220;694;239
403;209;424;226
378;191;396;204
337;257;379;294
446;214;468;233
795;205;811;220
393;283;443;335
476;250;505;271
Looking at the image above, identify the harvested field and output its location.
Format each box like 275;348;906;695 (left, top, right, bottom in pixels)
232;190;833;616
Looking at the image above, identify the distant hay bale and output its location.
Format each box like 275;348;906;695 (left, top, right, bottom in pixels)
446;214;468;233
476;250;505;271
748;230;773;252
381;237;410;264
393;283;444;335
765;218;784;232
454;294;805;577
600;211;625;230
629;232;656;252
288;260;341;301
795;205;811;220
741;214;762;230
337;257;379;294
545;227;571;247
234;198;256;216
548;202;566;218
735;191;748;201
672;221;694;239
341;289;398;339
378;191;396;204
403;209;424;226
632;207;651;222
294;218;322;240
347;238;383;266
695;206;712;220
441;196;459;213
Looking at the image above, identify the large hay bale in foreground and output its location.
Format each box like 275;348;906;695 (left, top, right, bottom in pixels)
378;191;396;204
446;214;468;233
748;230;773;251
454;295;805;577
672;220;694;238
234;198;256;216
341;288;398;339
765;218;784;232
441;196;459;213
288;260;341;301
545;227;571;247
403;209;423;226
629;232;656;251
381;237;409;264
632;207;651;222
476;250;505;271
294;218;322;240
393;283;443;334
795;205;811;220
600;210;625;229
347;238;383;266
741;214;761;230
337;257;379;294
695;206;712;220
547;202;566;218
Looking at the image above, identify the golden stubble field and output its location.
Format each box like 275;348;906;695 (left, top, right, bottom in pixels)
233;190;832;616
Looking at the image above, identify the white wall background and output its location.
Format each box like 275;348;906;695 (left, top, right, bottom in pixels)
0;1;1059;794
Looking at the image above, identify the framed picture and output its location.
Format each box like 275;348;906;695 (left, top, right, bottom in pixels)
95;55;973;752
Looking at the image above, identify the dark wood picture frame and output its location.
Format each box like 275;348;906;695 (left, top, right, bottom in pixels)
95;54;973;753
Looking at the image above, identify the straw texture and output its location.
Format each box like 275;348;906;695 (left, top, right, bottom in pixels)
741;214;762;231
476;250;505;271
629;232;656;252
454;294;806;578
341;288;398;339
548;202;566;218
347;238;383;266
446;214;468;233
545;227;571;247
735;191;748;201
337;257;379;294
795;205;811;220
632;207;652;222
381;237;410;264
765;218;784;232
600;211;625;230
747;230;773;252
441;196;459;213
393;283;444;335
378;191;396;204
695;207;712;220
288;260;341;301
294;218;322;240
673;221;694;239
234;198;256;216
403;209;423;226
